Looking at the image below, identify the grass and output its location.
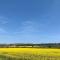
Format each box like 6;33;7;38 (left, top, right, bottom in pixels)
0;48;60;60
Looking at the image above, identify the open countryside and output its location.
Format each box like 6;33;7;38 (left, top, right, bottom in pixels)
0;0;60;60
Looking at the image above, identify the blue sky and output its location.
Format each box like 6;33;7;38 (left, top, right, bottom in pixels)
0;0;60;43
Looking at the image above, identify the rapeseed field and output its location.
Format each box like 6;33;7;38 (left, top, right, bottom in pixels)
0;48;60;60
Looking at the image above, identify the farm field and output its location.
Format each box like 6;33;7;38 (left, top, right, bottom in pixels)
0;48;60;60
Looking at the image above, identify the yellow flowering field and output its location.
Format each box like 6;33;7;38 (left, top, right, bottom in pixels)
0;48;60;60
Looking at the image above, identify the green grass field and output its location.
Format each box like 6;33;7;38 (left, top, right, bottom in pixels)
0;48;60;60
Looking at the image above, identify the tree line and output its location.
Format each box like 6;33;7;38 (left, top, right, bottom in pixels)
0;43;60;48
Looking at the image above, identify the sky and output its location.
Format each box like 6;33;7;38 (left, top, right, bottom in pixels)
0;0;60;43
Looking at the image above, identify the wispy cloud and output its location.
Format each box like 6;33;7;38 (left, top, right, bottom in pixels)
0;16;8;24
0;28;7;33
15;20;40;34
0;16;8;34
